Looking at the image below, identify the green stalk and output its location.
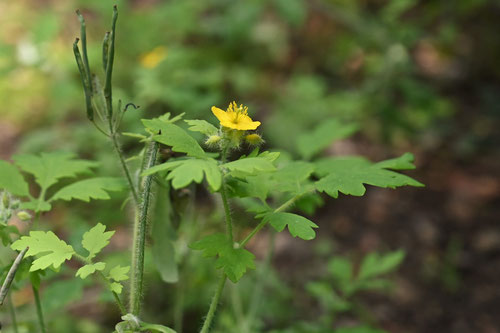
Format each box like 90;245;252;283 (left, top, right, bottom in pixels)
199;274;226;333
109;130;139;205
199;144;233;332
104;5;118;118
129;140;159;316
32;284;46;333
8;293;19;333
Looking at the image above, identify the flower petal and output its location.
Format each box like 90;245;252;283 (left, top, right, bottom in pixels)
211;106;231;123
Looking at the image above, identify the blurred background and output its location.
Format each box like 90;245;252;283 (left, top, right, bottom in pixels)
0;0;499;332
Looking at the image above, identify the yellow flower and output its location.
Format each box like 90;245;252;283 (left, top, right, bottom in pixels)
140;46;168;69
211;101;261;131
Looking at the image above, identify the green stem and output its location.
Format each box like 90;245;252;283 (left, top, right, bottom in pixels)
32;284;46;333
129;140;159;316
219;181;233;243
109;131;139;205
199;274;226;333
8;293;19;333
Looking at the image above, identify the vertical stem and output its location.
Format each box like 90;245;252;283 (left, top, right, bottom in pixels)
8;293;19;333
199;144;232;332
199;274;226;333
109;131;139;205
129;140;159;316
32;285;46;333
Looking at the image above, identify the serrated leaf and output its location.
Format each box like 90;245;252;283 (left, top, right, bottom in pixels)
19;199;52;212
0;160;30;197
190;233;255;282
272;161;314;195
226;174;271;201
11;231;75;271
315;155;424;198
108;265;130;282
13;152;97;190
145;122;206;158
143;158;222;191
264;212;318;240
76;262;105;279
373;152;416;170
110;282;123;294
50;177;127;202
223;157;276;175
82;223;115;260
358;250;405;280
185;119;218;136
297;119;358;160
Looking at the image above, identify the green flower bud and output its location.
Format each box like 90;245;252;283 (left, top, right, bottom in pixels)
205;135;222;146
245;133;264;146
17;211;32;221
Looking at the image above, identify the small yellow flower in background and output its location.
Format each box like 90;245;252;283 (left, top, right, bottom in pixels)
140;46;168;69
211;101;261;131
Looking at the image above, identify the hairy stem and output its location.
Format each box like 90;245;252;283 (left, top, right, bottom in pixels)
32;284;46;333
129;140;159;316
199;274;226;333
8;293;19;333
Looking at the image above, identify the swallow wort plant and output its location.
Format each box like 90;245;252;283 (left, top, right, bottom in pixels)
0;6;423;333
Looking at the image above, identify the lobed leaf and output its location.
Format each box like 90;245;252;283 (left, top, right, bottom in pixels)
223;157;276;175
264;212;318;240
50;177;127;202
144;122;206;158
11;231;75;271
297;119;358;160
0;160;30;197
358;250;405;280
315;155;424;198
143;158;221;191
190;233;255;283
108;265;130;282
13;152;97;190
185;119;218;136
76;262;106;279
82;223;115;260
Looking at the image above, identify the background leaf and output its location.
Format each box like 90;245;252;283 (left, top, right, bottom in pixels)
264;212;318;240
0;160;30;197
50;177;126;202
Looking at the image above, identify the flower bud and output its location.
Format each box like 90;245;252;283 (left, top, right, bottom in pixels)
2;192;10;209
245;133;264;146
205;135;222;146
17;211;32;221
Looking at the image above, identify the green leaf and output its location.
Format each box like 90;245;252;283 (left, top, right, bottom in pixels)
143;158;222;191
11;231;75;271
297;119;358;160
13;152;97;190
0;160;30;197
76;262;106;279
315;155;424;198
145;122;206;158
108;265;130;282
373;152;417;170
110;282;123;294
185;119;218;136
223;157;276;175
50;177;127;202
19;199;52;212
358;250;405;280
190;233;255;283
264;212;318;240
272;161;314;195
226;174;271;201
140;323;177;333
81;223;115;260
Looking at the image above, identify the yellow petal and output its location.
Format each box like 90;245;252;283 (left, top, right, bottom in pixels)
211;106;232;123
